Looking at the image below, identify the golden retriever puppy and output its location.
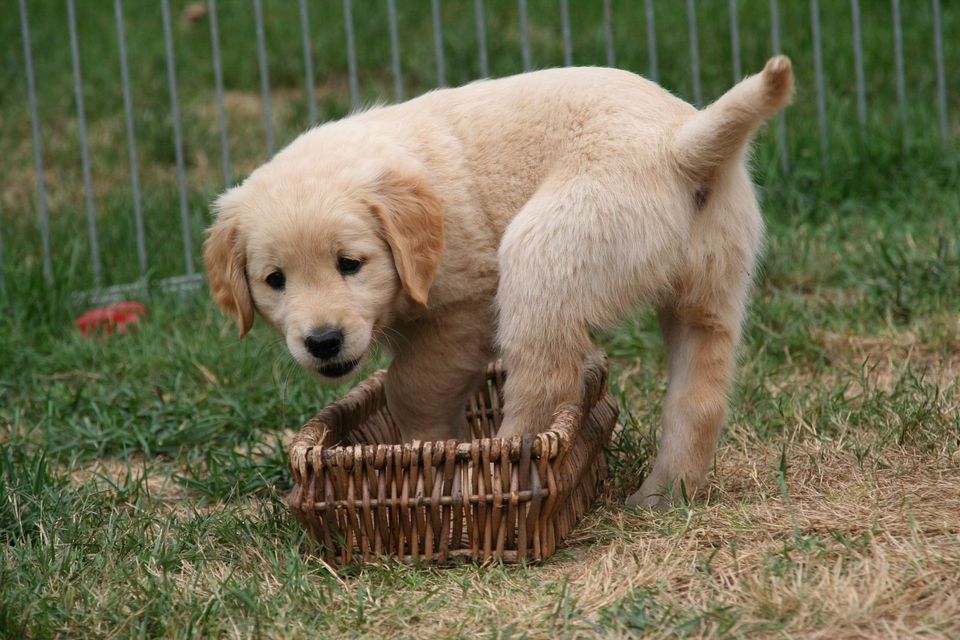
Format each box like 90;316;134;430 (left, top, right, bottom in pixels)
205;57;793;508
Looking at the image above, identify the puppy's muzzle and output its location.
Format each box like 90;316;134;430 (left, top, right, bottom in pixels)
304;327;344;360
304;326;359;378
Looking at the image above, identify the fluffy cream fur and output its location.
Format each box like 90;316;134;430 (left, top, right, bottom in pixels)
205;57;794;508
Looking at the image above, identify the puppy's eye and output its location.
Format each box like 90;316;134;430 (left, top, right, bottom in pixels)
265;270;285;291
337;256;362;276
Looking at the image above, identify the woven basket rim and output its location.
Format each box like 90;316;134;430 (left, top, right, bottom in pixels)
288;354;609;468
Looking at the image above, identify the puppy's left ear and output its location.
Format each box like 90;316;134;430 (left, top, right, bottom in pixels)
204;194;254;337
367;169;444;306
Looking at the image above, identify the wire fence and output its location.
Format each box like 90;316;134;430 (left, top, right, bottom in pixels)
8;0;956;303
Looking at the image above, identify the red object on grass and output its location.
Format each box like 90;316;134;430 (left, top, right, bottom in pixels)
75;301;148;337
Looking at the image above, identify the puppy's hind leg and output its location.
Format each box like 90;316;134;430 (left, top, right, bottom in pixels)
627;299;744;509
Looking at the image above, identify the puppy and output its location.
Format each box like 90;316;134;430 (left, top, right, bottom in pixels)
205;57;793;507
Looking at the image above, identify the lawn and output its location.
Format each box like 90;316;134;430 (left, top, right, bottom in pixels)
2;1;959;638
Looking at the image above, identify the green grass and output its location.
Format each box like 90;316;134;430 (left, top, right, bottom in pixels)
2;1;960;638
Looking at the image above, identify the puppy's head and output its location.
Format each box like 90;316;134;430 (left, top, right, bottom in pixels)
204;160;443;381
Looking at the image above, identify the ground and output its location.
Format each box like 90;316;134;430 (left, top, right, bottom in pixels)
2;1;959;638
3;177;958;637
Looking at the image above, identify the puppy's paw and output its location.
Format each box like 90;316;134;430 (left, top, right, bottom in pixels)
626;472;690;511
625;487;671;511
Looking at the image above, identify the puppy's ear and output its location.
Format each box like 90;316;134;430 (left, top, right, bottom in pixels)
204;195;254;337
367;169;444;306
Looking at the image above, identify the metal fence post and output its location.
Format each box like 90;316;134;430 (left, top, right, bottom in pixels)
687;0;701;107
299;0;318;124
851;0;867;138
932;0;949;154
645;0;658;83
18;0;53;282
67;0;102;288
343;0;361;110
114;0;148;277
559;0;572;67
810;0;828;162
253;0;274;156
770;0;790;173
603;0;616;68
161;0;195;276
432;0;446;87
729;0;741;83
475;0;489;77
208;0;232;187
519;0;531;71
891;0;908;150
387;0;404;101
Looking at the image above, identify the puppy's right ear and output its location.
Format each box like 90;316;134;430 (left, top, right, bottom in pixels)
366;169;444;306
204;193;254;337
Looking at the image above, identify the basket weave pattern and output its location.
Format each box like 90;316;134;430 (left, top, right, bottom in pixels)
287;356;618;565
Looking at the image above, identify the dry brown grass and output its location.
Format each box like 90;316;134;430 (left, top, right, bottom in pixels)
72;434;953;639
819;320;960;393
313;323;953;637
326;434;958;639
61;325;959;638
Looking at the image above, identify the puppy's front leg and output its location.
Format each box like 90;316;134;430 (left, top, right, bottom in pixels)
384;304;495;443
496;340;591;438
493;196;596;438
495;271;592;437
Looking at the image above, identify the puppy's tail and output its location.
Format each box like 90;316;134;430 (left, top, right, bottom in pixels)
672;55;793;184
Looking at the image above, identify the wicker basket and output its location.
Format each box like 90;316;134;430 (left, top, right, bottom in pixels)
287;354;618;565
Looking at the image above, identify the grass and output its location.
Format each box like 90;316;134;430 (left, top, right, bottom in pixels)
2;1;959;638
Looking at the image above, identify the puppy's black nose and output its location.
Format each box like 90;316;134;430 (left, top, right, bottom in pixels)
304;327;343;360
